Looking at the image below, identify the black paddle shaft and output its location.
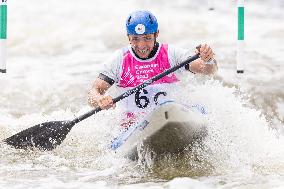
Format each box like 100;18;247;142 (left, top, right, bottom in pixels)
72;53;200;124
4;53;199;150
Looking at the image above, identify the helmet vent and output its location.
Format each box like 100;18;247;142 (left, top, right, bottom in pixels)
127;16;132;25
149;15;154;24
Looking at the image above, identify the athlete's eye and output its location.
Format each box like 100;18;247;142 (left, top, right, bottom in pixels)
131;37;139;42
144;37;154;42
130;36;154;43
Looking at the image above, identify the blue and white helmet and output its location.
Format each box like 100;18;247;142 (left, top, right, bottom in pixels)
126;10;158;35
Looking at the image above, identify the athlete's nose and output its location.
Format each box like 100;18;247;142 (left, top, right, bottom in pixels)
135;41;147;49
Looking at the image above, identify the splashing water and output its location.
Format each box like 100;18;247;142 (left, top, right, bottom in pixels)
1;0;284;188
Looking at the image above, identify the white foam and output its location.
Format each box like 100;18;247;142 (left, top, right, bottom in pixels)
1;0;284;188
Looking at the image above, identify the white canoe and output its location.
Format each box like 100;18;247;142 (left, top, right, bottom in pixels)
110;101;208;160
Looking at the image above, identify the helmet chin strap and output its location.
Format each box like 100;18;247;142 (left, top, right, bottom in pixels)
148;33;158;58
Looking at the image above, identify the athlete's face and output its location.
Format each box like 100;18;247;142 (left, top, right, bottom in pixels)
128;32;158;59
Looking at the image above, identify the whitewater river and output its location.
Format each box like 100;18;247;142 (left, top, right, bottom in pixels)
1;0;284;188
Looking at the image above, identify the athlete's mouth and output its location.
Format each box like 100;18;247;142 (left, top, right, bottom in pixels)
137;49;149;55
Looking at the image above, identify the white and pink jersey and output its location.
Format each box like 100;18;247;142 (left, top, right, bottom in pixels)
119;44;178;87
99;43;194;115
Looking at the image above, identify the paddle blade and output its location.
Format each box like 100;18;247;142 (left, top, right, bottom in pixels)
4;120;75;151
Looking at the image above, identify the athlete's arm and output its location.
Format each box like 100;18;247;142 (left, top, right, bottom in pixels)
88;49;122;109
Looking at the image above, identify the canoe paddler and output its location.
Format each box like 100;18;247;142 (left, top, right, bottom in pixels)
88;10;218;128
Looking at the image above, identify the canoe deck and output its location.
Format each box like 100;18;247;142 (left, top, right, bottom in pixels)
111;101;208;160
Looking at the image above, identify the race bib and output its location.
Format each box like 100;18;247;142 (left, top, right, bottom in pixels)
118;83;175;113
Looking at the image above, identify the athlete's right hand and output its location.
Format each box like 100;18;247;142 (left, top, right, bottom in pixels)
89;95;115;110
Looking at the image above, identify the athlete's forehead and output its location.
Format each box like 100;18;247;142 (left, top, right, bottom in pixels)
128;33;155;38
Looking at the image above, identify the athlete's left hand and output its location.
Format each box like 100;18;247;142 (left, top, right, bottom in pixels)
196;44;214;62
